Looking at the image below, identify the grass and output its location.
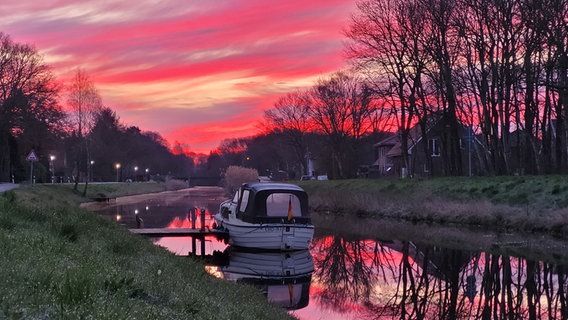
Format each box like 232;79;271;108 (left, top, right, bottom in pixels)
14;181;170;207
0;184;292;319
299;176;568;238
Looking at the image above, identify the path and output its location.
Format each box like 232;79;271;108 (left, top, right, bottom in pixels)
0;183;18;193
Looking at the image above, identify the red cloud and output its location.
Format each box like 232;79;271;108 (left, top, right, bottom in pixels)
1;0;356;154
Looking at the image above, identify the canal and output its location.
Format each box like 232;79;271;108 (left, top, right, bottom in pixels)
83;187;568;320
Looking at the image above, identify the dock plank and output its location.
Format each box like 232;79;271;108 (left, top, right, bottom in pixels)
129;228;228;238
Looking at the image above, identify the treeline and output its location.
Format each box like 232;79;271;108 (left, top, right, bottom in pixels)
214;0;568;179
75;108;193;182
0;32;193;184
198;130;384;181
4;0;567;183
344;0;568;176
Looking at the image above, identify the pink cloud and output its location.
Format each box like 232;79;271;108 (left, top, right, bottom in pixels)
0;0;356;153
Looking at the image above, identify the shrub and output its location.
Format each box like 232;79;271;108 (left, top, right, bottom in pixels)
223;166;259;194
165;178;189;191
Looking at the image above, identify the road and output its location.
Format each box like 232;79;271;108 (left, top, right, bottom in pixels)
0;183;18;193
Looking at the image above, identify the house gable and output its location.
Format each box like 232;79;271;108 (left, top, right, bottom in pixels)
373;114;481;177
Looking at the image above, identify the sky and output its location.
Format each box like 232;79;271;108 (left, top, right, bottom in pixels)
1;0;357;154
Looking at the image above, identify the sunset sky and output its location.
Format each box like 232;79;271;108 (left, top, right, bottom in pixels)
1;0;356;154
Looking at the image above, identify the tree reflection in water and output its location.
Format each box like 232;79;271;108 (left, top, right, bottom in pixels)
310;236;568;319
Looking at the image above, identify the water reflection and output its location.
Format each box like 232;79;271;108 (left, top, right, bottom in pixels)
84;189;221;230
305;236;568;320
84;189;568;319
206;248;313;310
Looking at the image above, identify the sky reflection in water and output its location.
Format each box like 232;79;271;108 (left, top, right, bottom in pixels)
89;188;568;320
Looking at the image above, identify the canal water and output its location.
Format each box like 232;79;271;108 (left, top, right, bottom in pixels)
84;187;568;320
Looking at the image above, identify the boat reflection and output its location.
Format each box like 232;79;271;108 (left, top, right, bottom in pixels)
206;248;313;310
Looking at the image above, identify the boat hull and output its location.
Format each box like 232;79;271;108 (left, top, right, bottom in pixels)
213;249;313;310
221;249;314;279
215;214;314;250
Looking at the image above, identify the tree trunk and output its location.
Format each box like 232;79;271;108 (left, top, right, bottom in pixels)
73;161;79;192
0;130;11;182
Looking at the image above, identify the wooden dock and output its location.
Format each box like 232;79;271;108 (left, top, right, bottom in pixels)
129;227;228;238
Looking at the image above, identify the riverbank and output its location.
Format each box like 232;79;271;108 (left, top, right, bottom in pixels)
300;176;568;239
0;183;292;319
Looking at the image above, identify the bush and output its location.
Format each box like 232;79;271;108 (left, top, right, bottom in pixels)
223;166;259;194
165;178;189;191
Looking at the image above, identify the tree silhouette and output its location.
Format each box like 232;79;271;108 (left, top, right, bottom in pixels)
0;32;63;182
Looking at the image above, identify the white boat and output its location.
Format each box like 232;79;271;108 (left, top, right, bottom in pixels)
214;182;314;251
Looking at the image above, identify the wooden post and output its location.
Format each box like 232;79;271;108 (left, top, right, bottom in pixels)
190;208;196;229
200;208;206;232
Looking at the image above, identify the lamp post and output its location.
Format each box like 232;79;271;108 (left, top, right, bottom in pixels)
134;166;138;182
89;160;94;182
49;155;55;184
115;163;121;182
145;168;149;181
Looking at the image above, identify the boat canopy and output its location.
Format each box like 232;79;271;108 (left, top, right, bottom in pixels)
236;182;311;224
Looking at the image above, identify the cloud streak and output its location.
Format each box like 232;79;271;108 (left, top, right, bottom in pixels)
1;0;356;153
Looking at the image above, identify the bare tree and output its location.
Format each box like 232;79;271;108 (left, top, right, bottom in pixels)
417;0;467;175
345;0;429;177
543;0;568;173
67;69;102;139
0;32;62;182
309;71;375;178
264;90;314;175
67;69;102;193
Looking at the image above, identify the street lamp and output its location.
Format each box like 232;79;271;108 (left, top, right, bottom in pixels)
49;155;55;184
134;166;138;182
115;163;121;182
89;160;94;182
145;168;149;182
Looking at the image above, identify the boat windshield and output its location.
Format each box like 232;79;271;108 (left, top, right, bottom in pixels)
266;193;302;218
232;188;241;203
239;189;250;213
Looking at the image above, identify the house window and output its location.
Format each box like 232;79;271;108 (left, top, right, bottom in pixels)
430;138;441;157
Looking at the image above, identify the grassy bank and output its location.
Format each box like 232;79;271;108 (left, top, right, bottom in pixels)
13;182;167;207
0;183;292;319
300;176;568;239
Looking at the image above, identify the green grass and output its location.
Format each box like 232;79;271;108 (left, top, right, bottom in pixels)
301;175;568;209
0;185;292;319
13;182;169;207
425;175;568;209
299;176;568;238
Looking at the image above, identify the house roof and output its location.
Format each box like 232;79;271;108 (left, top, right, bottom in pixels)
374;134;398;147
375;120;432;157
375;114;466;158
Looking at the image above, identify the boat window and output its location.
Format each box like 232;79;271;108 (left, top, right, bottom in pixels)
266;193;301;218
239;190;250;213
232;188;240;203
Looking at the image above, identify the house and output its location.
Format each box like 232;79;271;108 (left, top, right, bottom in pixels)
373;115;483;178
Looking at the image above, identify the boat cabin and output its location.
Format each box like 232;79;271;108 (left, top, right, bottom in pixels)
225;182;310;224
